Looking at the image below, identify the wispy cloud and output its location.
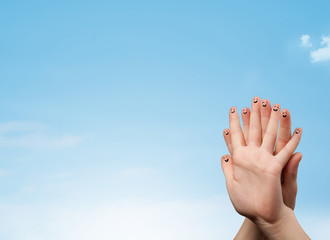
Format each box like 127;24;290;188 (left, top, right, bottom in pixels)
115;167;157;180
310;36;330;63
0;195;242;240
300;34;312;47
300;34;330;63
0;121;47;133
0;121;82;149
0;196;327;239
0;169;11;178
21;185;37;194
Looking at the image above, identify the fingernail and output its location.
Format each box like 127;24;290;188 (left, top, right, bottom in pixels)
242;107;248;114
272;104;280;112
282;110;287;118
253;97;259;103
230;107;236;114
222;155;229;162
262;100;268;107
224;129;229;135
295;128;302;134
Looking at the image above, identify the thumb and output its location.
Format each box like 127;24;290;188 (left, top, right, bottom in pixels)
283;152;303;184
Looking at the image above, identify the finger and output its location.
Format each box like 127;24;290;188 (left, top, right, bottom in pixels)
260;99;271;139
274;109;291;155
221;154;233;184
283;152;302;184
241;107;250;145
276;128;303;167
223;129;233;155
261;103;281;153
281;152;302;210
229;106;245;149
248;96;262;146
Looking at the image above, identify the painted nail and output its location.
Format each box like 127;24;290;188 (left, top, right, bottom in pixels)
295;128;301;134
242;108;248;114
282;110;287;118
230;107;236;114
262;100;268;107
253;97;258;103
272;104;280;112
222;155;229;162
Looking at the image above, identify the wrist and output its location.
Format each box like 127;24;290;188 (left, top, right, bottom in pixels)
253;206;310;240
254;206;291;238
234;218;265;240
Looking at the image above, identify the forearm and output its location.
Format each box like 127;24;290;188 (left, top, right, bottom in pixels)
234;218;265;240
254;207;310;240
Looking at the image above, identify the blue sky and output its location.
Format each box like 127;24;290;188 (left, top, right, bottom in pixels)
1;0;330;239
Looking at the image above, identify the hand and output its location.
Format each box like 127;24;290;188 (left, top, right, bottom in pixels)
223;97;302;240
223;98;302;211
221;96;302;223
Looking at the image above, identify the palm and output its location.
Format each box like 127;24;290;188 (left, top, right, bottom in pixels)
228;146;283;222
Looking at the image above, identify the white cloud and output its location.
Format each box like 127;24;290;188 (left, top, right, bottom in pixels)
0;121;82;149
0;196;242;240
0;196;328;240
310;36;330;63
300;34;312;47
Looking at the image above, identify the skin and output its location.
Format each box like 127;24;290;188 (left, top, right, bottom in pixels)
242;107;248;115
272;104;280;112
222;155;229;162
224;101;302;239
282;110;288;118
223;129;230;136
262;100;268;107
221;97;309;239
260;99;271;140
241;107;250;144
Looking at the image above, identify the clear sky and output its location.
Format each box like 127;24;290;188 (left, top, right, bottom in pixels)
1;1;330;239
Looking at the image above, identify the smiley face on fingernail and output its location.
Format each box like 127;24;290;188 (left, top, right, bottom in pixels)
273;104;280;112
295;128;301;134
262;100;268;107
253;97;258;103
230;107;236;114
224;129;229;135
282;110;287;118
242;108;248;114
222;155;229;162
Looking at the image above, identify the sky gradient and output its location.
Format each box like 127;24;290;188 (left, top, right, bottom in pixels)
1;1;330;239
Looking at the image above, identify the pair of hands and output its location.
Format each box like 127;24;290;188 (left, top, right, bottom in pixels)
221;97;308;239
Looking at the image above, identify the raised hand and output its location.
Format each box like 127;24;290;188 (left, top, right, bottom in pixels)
221;96;302;223
223;98;302;210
